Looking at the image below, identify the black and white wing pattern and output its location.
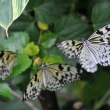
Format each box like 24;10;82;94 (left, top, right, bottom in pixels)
22;63;81;101
0;50;18;80
79;44;98;73
57;40;83;59
57;24;110;73
22;69;43;101
45;64;81;91
88;24;110;66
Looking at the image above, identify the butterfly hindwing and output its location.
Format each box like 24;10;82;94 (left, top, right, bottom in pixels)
79;44;97;73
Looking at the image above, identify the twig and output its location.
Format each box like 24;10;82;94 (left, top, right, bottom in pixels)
56;91;72;100
11;90;39;110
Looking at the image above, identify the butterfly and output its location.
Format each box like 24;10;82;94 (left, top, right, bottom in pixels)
0;50;18;80
22;63;82;101
57;24;110;73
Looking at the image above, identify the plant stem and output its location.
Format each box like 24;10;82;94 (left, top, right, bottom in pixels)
11;90;39;110
77;81;83;101
38;29;43;45
93;89;110;110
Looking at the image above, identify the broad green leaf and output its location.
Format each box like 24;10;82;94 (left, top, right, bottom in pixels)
35;1;67;24
0;83;13;99
10;54;32;78
43;55;65;64
0;0;29;33
83;71;110;104
92;2;110;30
41;32;58;49
3;32;30;51
9;14;39;42
54;14;92;41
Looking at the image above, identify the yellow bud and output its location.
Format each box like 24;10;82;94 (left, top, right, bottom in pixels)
38;21;48;30
34;57;42;66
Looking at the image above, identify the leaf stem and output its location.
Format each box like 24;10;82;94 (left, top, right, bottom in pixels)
38;29;43;45
6;29;9;38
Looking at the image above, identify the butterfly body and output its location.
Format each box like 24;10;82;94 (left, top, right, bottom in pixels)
22;63;81;101
0;50;18;80
57;24;110;73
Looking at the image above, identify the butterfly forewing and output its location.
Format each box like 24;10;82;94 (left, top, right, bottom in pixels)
0;51;18;80
22;69;43;101
57;40;83;59
88;24;110;45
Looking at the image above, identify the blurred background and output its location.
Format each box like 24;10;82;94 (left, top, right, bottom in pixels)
0;0;110;110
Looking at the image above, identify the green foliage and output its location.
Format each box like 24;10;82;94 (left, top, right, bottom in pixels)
0;0;29;30
0;83;13;99
41;32;58;48
43;55;65;64
0;0;110;110
92;2;110;30
25;42;39;56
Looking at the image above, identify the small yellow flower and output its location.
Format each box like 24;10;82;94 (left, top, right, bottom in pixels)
38;21;48;30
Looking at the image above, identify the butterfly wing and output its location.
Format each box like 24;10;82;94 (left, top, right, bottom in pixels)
88;24;110;44
45;64;81;91
22;69;43;101
79;45;97;73
57;40;83;59
0;51;17;80
87;24;110;66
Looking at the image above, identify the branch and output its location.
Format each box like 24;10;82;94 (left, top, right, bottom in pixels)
11;90;39;110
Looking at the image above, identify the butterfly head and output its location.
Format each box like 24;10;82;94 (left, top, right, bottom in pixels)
14;50;18;57
41;63;48;70
82;38;86;42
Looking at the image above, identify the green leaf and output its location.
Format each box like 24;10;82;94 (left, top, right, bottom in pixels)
83;71;110;104
3;32;30;51
42;55;65;64
25;42;39;56
41;32;57;49
9;14;39;42
0;83;13;99
35;1;67;24
92;2;110;30
10;54;32;78
0;0;29;31
54;14;92;41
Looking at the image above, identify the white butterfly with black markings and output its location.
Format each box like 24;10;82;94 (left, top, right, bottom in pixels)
57;24;110;73
0;50;18;80
22;63;82;101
